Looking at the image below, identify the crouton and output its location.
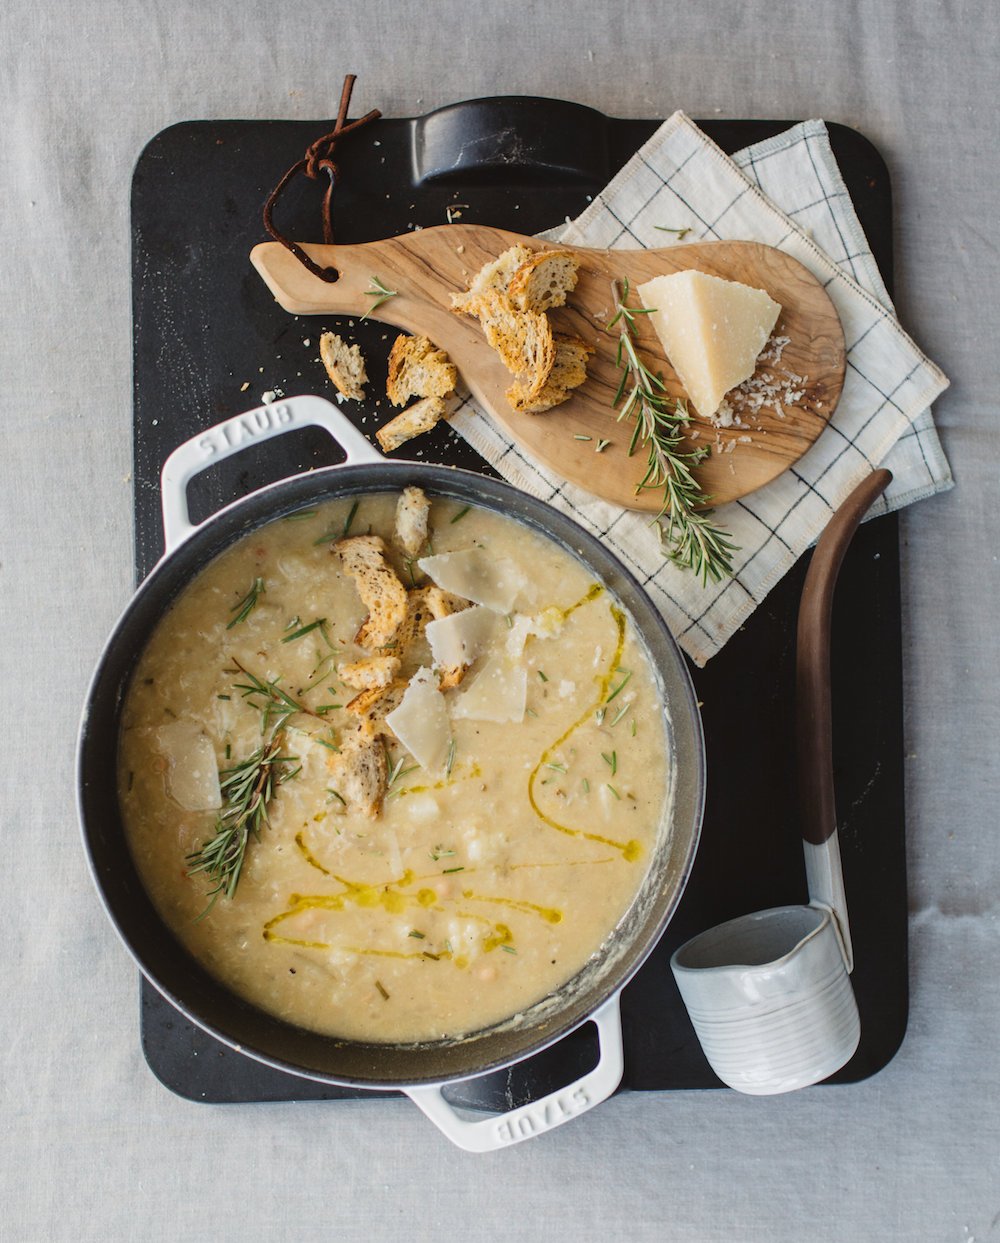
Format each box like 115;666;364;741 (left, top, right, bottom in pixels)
470;288;555;401
450;244;533;315
319;332;367;400
506;334;594;413
507;250;579;314
345;680;410;737
386;334;457;407
328;724;387;818
375;396;449;453
338;655;401;691
336;535;408;650
394;486;431;559
392;584;458;655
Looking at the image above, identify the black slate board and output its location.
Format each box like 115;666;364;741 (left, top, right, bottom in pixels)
131;100;907;1107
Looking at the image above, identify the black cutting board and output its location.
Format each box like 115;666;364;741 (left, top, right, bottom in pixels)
131;100;906;1107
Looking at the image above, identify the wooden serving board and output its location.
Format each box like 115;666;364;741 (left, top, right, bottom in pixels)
251;225;845;510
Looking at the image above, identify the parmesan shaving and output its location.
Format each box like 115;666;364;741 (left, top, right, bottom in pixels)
451;655;528;724
505;607;566;658
384;668;452;775
425;605;496;669
156;721;222;811
418;548;526;613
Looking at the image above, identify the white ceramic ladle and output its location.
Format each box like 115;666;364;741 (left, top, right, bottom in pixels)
670;469;892;1095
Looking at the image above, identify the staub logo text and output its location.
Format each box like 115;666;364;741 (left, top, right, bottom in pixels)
493;1086;591;1145
198;403;294;456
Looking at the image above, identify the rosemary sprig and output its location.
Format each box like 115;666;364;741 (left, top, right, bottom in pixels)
361;275;398;320
186;736;298;911
226;577;265;629
608;278;737;584
231;660;312;733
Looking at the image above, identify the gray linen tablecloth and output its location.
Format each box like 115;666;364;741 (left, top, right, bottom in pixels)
2;2;996;1239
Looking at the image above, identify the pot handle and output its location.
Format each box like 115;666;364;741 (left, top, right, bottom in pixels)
160;394;383;553
404;994;624;1153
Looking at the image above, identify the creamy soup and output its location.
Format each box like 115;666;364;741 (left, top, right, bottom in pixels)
118;491;671;1043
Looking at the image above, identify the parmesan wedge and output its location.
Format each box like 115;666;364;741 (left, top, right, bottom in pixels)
637;270;781;420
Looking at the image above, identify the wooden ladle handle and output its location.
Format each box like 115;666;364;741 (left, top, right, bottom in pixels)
796;469;892;846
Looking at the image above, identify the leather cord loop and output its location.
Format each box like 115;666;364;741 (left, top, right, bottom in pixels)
262;74;381;283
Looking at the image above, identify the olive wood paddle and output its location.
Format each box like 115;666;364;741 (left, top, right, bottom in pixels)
251;226;846;511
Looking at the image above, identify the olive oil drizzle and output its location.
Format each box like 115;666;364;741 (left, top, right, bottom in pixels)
528;602;642;862
294;831;331;874
460;889;562;924
264;864;528;960
556;581;604;620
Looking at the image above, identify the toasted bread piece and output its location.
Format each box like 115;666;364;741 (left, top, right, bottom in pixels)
319;332;367;400
345;680;409;737
450;244;533;315
506;334;594;413
328;724;387;818
393;584;460;653
336;535;408;650
338;655;401;691
507;250;580;313
471;288;555;401
386;334;457;407
437;665;468;691
375;396;449;453
394;486;431;559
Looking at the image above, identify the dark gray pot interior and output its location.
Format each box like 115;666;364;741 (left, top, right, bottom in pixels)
79;462;705;1089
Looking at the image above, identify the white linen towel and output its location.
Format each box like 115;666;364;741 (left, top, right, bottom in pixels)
448;113;951;665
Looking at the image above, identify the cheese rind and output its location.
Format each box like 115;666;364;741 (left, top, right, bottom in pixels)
637;270;781;420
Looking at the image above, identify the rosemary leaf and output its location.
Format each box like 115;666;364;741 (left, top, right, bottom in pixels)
226;577;265;629
281;618;327;644
361;276;398;321
606;670;632;703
